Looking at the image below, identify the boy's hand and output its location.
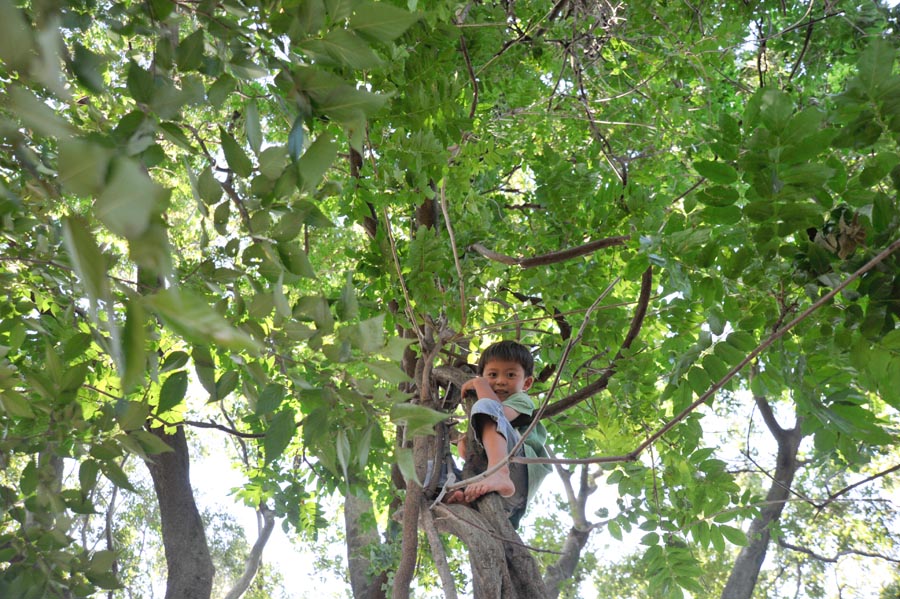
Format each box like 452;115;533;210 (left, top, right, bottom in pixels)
460;376;497;401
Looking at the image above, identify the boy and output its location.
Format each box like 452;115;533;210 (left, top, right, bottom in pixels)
447;340;552;527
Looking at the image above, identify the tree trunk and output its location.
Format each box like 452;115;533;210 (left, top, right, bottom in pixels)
721;398;803;599
345;487;388;599
145;425;215;599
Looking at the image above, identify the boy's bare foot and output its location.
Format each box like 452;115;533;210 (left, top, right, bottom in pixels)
463;467;515;503
444;489;467;504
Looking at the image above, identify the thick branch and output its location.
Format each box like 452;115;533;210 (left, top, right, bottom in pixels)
469;235;629;269
542;265;651;418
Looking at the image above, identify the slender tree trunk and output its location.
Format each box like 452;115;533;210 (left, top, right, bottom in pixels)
345;488;386;599
145;425;215;599
721;397;803;599
223;505;275;599
545;466;596;598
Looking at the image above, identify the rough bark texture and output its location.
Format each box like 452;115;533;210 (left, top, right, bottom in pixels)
145;425;215;599
720;398;803;599
345;489;384;599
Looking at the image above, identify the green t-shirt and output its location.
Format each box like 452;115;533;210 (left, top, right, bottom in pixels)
502;391;552;504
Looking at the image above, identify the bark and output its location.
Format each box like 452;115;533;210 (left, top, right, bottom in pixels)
223;505;275;599
345;488;384;598
544;466;596;598
431;495;548;599
720;397;803;599
145;425;215;599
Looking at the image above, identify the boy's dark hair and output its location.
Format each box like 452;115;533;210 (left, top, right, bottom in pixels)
477;340;534;377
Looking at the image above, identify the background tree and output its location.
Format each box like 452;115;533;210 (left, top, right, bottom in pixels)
1;0;899;598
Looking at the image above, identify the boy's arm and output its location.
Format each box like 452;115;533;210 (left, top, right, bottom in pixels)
460;377;522;422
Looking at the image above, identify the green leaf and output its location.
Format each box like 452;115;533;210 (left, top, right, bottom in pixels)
147;289;260;353
278;242;316;278
337;271;359;320
245;100;262;154
307;29;383;69
264;408;296;464
349;2;419;43
0;389;34;418
58;139;112;197
297;131;339;192
273;273;291;319
363;360;411;385
256;383;285;414
325;0;357;21
160;351;189;373
395;447;421;486
158;371;188;414
719;525;747;546
288;116;305;162
62;217;111;318
197;165;222;204
695;160;738;184
160;122;195;152
214;370;239;401
192;345;217;398
259;145;288;179
0;0;34;70
79;460;100;492
101;460;136;492
128;430;174;455
319;86;388;122
176;29;205;72
95;157;166;239
9;84;75;138
702;354;730;383
858;38;895;97
220;127;253;177
121;298;146;394
336;429;350;480
345;315;385;353
759;88;793;132
127;61;155;104
608;519;623;541
115;400;150;431
390;402;449;436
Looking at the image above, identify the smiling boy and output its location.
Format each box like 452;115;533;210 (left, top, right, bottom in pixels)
447;340;551;527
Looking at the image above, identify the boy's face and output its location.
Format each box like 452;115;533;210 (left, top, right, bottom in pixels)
482;359;533;400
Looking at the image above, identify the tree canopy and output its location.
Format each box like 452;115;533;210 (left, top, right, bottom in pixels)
1;0;899;597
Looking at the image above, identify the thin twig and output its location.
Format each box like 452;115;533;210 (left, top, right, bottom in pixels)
382;206;425;343
439;179;467;333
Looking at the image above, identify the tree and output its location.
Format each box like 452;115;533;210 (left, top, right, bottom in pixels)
1;0;899;598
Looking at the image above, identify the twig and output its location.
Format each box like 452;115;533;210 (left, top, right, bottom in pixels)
439;179;467;333
778;539;900;564
458;34;478;119
382;206;425;343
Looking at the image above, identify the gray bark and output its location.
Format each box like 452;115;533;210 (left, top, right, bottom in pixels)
145;425;215;599
223;505;275;599
720;397;803;599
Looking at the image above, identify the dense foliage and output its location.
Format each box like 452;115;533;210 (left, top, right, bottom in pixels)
1;0;898;597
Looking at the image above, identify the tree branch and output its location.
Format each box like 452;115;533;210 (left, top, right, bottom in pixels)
223;504;276;599
469;235;629;269
778;539;900;565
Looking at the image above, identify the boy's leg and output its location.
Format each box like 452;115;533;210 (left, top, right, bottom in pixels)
462;419;516;502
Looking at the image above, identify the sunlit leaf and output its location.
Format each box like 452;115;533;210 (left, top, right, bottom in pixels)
147;289;260;354
264;408;297;464
390;402;449;437
349;2;419;43
95;157;166;239
220;127;253;177
158;371;188;414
